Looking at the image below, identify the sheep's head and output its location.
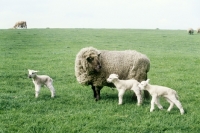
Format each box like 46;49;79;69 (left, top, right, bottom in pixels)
28;69;38;78
85;53;101;73
138;79;150;90
107;74;119;83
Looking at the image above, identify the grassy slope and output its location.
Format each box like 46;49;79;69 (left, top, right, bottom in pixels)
0;29;200;133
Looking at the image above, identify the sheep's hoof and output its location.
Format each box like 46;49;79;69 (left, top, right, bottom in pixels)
95;98;99;101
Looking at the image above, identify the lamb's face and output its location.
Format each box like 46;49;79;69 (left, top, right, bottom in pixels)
28;69;38;78
86;53;101;72
138;81;148;90
107;74;118;83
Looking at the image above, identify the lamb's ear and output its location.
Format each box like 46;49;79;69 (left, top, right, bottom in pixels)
116;74;119;78
146;79;150;83
33;70;39;73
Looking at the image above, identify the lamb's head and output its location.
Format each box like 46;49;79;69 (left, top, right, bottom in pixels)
107;74;119;83
28;69;38;78
84;52;101;73
138;79;150;90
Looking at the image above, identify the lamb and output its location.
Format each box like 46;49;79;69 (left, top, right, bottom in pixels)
107;74;142;105
138;79;184;115
28;69;55;98
187;28;194;35
75;47;150;101
197;28;200;33
13;21;27;29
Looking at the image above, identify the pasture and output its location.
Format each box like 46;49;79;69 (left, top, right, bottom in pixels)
0;28;200;132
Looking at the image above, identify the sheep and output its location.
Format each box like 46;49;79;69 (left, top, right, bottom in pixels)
187;28;194;35
197;28;200;33
75;47;150;101
28;69;55;98
13;21;27;29
138;79;184;115
107;74;142;105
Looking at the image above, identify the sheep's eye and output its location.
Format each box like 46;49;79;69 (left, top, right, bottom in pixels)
87;57;94;62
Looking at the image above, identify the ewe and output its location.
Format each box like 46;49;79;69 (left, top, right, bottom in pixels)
13;21;27;29
75;47;150;101
187;28;194;35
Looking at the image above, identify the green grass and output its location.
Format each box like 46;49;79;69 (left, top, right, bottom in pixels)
1;28;200;133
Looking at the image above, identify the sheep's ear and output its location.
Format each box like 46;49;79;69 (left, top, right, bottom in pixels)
98;52;101;57
146;79;150;83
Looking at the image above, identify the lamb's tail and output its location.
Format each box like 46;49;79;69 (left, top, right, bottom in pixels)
174;91;179;99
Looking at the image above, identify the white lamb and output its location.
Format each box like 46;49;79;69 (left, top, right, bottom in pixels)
28;69;55;98
107;74;142;105
138;79;184;115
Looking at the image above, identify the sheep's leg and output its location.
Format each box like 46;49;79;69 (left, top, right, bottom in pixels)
150;95;157;112
118;89;125;105
168;95;184;115
144;90;150;99
132;93;137;100
92;86;97;98
155;97;163;110
92;86;102;101
34;84;41;98
47;84;55;98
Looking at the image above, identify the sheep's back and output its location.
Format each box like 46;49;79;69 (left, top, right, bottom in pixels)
99;50;150;82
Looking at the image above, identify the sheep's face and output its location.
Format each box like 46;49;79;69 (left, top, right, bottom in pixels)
107;74;118;83
86;53;101;73
138;79;150;90
28;69;38;78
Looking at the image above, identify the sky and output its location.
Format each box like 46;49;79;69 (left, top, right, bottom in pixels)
0;0;200;29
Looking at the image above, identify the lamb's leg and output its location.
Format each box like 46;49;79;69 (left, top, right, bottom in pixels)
155;97;163;110
34;84;41;98
132;87;142;105
137;73;150;99
165;98;174;112
168;95;184;115
47;84;55;98
118;89;125;105
150;95;157;112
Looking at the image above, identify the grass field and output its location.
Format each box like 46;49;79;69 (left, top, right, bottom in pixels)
1;28;200;133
